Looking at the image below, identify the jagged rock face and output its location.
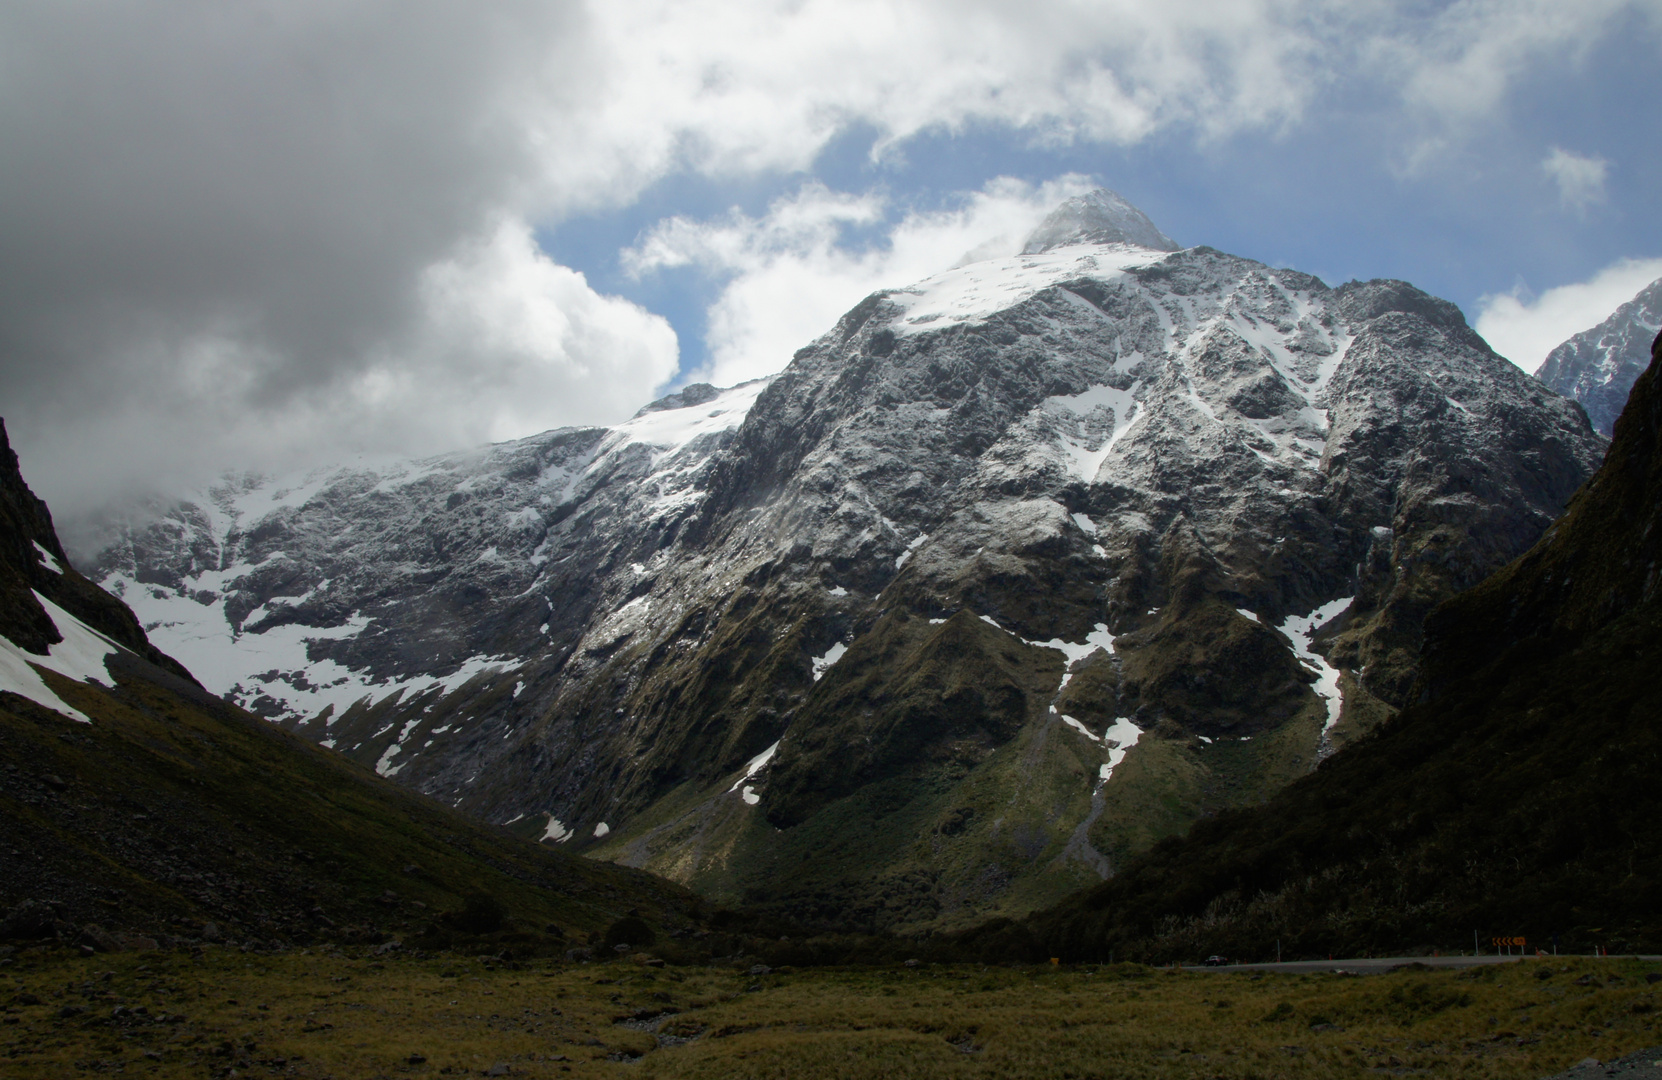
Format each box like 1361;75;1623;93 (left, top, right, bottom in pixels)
1537;275;1662;436
84;382;768;786
1022;333;1662;963
1426;328;1662;684
76;194;1605;933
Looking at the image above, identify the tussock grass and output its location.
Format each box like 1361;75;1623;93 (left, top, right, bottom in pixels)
2;949;1657;1078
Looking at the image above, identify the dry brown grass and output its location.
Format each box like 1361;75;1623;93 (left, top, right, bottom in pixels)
2;947;1658;1078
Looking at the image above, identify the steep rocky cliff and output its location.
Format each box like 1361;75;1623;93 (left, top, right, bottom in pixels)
1537;274;1662;436
77;191;1605;932
1022;329;1662;961
0;420;190;681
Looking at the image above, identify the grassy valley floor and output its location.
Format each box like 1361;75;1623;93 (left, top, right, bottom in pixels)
2;949;1659;1079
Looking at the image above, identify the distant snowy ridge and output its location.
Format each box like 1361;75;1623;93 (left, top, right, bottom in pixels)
1536;275;1662;436
88;379;770;732
890;243;1168;337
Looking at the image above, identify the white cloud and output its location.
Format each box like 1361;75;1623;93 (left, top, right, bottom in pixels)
415;220;680;443
624;176;1099;385
1389;0;1635;121
20;219;678;516
1372;0;1641;174
1541;147;1611;210
565;1;1652;194
557;0;1338;192
1474;257;1662;373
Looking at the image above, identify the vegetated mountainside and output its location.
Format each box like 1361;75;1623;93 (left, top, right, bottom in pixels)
0;420;702;953
1537;274;1662;436
1012;332;1662;963
75;190;1605;935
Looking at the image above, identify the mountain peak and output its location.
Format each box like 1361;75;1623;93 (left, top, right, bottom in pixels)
1536;274;1662;436
1021;188;1179;255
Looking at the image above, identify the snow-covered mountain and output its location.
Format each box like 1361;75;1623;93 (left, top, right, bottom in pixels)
85;378;768;733
1537;275;1662;436
77;191;1605;933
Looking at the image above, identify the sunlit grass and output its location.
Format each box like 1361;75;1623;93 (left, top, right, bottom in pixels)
2;948;1657;1078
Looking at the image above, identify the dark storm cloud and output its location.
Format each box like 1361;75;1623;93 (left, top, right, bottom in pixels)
0;1;679;514
2;0;560;385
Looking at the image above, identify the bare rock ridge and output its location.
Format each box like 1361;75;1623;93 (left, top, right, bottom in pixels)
73;190;1606;934
1536;274;1662;435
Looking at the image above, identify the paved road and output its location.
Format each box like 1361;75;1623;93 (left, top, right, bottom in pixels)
1541;1045;1662;1079
1188;955;1662;975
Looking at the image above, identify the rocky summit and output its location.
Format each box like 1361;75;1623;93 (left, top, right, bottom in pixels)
1537;273;1662;436
76;190;1605;933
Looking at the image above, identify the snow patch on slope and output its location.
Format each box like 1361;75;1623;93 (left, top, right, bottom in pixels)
1026;623;1116;666
1059;715;1100;742
0;592;123;723
32;542;65;575
1047;381;1144;482
375;714;430;777
111;567;517;725
810;642;847;681
890;243;1168;336
1274;596;1354;734
728;740;779;806
1097;717;1143;784
593;379;771;469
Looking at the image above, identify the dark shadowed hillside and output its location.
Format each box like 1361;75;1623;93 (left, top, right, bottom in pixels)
1004;331;1662;963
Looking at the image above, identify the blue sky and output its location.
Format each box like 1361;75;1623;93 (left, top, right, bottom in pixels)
3;1;1660;512
551;13;1662;385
